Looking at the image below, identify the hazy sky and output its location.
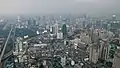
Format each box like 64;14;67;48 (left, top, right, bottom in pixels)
0;0;119;15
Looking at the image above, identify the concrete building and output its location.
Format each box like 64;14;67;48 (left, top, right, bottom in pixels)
88;44;99;64
0;38;5;52
107;31;114;40
57;32;63;39
62;24;67;39
15;37;23;52
80;33;91;44
71;38;81;44
113;49;120;68
99;39;109;60
54;23;59;35
98;31;106;39
70;38;86;48
61;56;66;67
91;30;99;43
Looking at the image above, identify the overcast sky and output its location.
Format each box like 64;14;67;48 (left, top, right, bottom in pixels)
0;0;119;15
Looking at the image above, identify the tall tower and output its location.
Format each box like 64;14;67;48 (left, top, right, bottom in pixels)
112;15;116;20
62;24;67;39
54;23;59;35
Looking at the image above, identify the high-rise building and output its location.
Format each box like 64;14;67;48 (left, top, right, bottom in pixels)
54;23;59;35
80;33;91;44
15;37;23;52
98;39;109;60
27;18;37;27
17;16;21;23
27;19;32;26
88;44;99;64
33;19;37;26
57;32;63;39
62;24;67;39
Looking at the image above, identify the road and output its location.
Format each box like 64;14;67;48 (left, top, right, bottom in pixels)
0;25;13;61
0;25;14;68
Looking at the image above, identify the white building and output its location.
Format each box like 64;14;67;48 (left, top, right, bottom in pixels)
70;38;86;48
57;32;63;39
50;26;53;33
54;23;59;35
80;33;91;44
61;56;66;66
72;38;81;44
88;44;99;64
34;44;47;48
16;37;23;52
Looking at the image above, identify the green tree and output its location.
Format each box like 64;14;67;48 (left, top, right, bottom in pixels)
109;44;117;59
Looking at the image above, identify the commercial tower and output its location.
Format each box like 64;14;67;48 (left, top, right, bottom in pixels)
62;24;67;39
53;23;59;35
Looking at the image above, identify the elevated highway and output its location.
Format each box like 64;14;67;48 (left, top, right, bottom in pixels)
0;25;14;67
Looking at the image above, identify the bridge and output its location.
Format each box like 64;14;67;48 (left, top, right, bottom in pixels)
3;23;9;30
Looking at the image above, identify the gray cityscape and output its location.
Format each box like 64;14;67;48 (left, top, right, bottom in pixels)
0;0;120;68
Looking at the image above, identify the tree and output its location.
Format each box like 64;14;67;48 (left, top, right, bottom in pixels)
53;56;63;68
39;64;44;68
109;44;117;59
106;61;113;68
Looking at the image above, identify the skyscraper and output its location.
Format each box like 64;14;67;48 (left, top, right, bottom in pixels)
89;44;99;64
57;32;63;39
33;19;37;26
54;23;59;35
27;19;32;27
62;24;67;39
52;23;59;35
